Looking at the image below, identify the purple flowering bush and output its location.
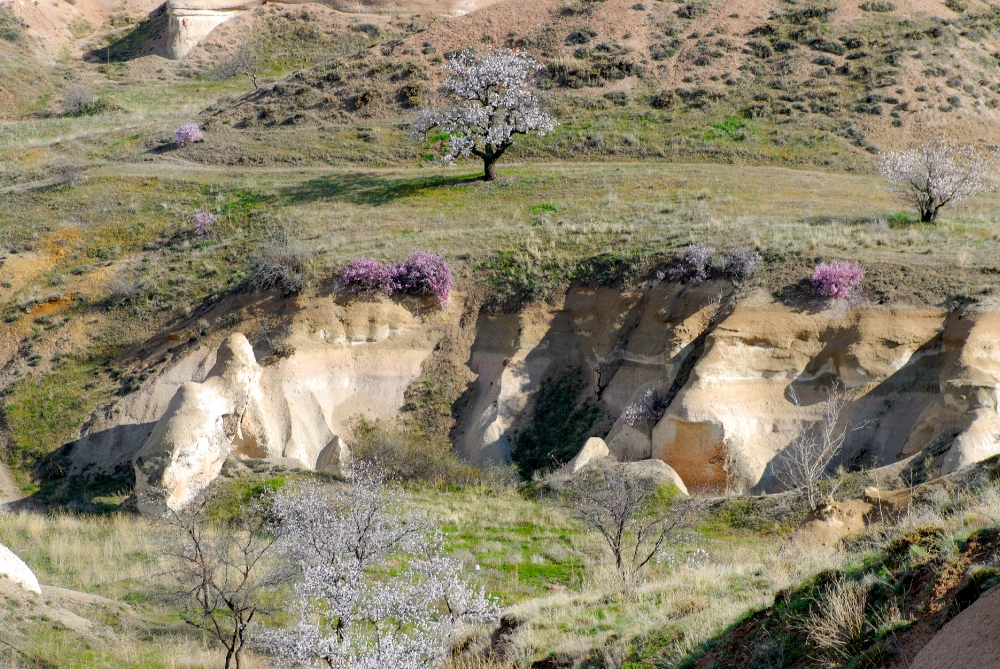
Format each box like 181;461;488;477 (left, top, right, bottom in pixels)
725;248;761;279
337;252;452;308
812;261;863;299
394;251;452;308
174;123;201;147
337;258;399;295
193;212;216;235
668;243;716;284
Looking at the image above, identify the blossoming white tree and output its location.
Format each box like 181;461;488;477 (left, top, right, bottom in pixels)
252;464;498;669
876;140;993;223
412;48;556;181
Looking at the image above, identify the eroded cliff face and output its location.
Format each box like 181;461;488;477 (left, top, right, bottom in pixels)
68;279;1000;510
71;291;457;509
453;284;1000;495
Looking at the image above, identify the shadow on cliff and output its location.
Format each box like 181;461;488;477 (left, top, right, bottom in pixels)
84;6;169;63
759;310;971;491
279;172;481;206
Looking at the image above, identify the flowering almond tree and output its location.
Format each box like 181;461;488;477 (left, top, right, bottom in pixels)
412;48;556;181
253;464;497;669
877;140;993;223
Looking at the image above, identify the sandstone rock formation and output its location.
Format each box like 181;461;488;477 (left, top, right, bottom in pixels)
134;333;262;514
619;459;688;496
453;285;1000;495
166;1;261;60
788;498;872;551
559;437;610;476
0;542;42;595
69;293;450;513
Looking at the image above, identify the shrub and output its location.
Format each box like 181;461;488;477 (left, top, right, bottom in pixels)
668;243;716;284
63;85;95;116
725;248;762;279
193;212;216;236
174;123;201;147
811;261;863;299
249;232;314;293
621;388;670;427
337;257;399;295
336;252;451;308
394;251;452;308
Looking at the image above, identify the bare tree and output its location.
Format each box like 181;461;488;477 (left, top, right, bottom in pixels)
150;488;286;669
212;41;261;90
252;463;498;669
775;386;858;509
63;84;95;115
877;140;993;223
411;48;556;181
560;461;695;590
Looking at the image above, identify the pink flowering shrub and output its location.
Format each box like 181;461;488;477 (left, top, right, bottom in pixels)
394;251;452;308
337;252;452;308
337;258;399;295
174;123;201;147
811;261;863;299
193;212;216;235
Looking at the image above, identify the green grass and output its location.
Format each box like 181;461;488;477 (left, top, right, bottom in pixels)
2;357;112;490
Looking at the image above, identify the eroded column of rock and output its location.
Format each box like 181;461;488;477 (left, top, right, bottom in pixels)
134;333;261;514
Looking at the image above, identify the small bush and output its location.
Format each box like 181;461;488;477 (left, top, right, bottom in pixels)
63;85;96;116
193;212;216;236
860;0;896;11
394;251;452;308
621;388;669;426
668;243;716;284
249;232;314;293
811;261;863;299
337;257;399;295
350;418;517;487
725;248;761;278
174;123;201;147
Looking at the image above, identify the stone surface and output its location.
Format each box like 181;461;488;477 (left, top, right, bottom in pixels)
0;542;41;595
908;584;1000;669
166;5;243;60
788;498;873;551
134;333;261;514
619;459;688;495
560;437;611;475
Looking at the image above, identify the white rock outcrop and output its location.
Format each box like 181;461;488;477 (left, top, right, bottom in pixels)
559;437;611;476
619;459;688;495
165;1;259;60
0;542;41;595
134;333;262;514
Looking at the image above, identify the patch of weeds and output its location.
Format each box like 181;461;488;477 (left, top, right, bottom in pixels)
478;251;573;312
528;203;558;214
2;357;112;490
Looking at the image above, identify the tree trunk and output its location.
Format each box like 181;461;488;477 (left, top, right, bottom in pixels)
483;156;498;181
921;210;934;223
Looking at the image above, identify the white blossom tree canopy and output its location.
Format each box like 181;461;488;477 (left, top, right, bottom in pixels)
251;465;498;669
876;140;994;222
412;47;556;181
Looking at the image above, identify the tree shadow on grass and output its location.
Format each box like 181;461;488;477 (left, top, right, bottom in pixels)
280;172;482;206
